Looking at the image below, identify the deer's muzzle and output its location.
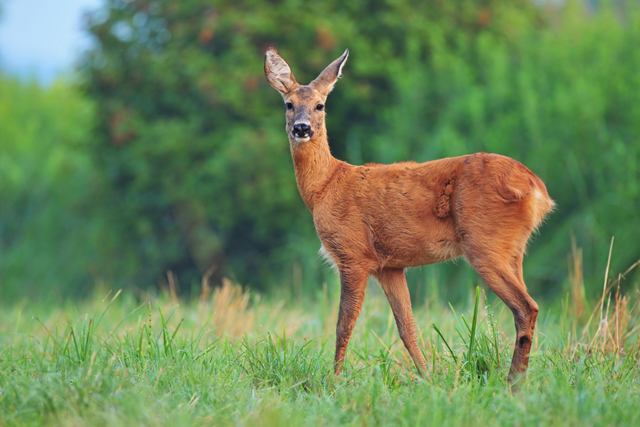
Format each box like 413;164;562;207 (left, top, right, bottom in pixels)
293;123;313;139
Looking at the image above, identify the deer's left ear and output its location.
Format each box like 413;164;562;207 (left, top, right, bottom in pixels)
310;49;349;97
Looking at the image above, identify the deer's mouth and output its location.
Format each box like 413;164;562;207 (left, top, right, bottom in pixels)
292;130;314;137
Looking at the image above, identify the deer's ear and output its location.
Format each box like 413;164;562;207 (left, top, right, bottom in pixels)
310;49;349;97
264;48;298;95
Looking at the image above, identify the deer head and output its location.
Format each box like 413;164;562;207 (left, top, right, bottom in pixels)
264;48;349;143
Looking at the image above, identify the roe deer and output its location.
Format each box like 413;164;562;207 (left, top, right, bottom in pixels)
264;48;554;385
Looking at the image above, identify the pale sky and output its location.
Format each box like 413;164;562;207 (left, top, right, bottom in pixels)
0;0;102;84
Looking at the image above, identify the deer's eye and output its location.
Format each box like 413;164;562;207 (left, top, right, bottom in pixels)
285;102;294;110
316;104;324;111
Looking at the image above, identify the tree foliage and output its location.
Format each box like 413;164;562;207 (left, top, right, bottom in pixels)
0;76;134;299
10;0;630;299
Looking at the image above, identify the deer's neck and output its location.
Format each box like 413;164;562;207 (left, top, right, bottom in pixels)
289;132;341;212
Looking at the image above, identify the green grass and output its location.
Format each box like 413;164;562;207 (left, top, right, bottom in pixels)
1;278;639;426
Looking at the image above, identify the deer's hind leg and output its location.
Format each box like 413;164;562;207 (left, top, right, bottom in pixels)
374;268;428;377
460;220;539;385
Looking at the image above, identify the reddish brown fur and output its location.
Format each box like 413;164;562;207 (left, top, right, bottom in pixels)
265;48;555;386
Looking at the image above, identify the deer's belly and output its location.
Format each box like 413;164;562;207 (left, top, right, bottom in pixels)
383;238;464;269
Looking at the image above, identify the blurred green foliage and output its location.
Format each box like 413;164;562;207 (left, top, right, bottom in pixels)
0;76;138;299
1;0;639;301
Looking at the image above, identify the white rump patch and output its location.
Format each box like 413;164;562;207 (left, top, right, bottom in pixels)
530;188;555;232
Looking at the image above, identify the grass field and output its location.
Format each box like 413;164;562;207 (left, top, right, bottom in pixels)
1;262;640;426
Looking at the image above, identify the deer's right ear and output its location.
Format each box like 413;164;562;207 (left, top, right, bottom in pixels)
264;48;298;96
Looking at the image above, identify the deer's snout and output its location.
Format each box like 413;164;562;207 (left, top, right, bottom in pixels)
293;123;313;139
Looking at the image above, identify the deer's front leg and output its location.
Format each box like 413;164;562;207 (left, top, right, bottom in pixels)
334;268;369;375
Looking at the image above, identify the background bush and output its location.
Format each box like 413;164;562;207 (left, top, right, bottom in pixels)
1;0;639;301
0;76;135;299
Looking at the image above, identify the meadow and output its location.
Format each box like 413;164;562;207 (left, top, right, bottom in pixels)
1;254;639;426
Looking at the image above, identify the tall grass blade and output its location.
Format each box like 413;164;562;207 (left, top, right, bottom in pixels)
467;287;481;373
432;324;457;364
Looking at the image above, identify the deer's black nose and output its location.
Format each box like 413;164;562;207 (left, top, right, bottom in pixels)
293;123;311;137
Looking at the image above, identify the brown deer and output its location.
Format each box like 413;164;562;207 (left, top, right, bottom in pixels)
264;48;554;385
